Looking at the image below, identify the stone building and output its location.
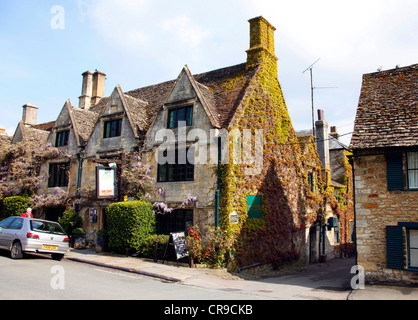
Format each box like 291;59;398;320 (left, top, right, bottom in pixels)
296;110;354;263
350;63;418;284
7;16;351;267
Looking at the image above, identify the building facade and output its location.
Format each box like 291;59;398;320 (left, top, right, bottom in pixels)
351;63;418;284
8;16;353;268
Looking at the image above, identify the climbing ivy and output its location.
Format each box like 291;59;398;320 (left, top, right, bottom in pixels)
215;35;353;268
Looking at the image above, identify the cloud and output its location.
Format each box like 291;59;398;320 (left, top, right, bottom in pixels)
163;16;209;48
246;0;418;71
79;0;149;53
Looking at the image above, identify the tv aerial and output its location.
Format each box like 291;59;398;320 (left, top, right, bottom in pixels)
302;58;338;141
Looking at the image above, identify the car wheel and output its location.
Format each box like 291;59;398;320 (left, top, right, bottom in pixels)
11;241;23;259
51;253;64;261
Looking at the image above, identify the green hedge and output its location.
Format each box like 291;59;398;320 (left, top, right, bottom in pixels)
106;200;155;254
138;234;170;260
3;196;32;218
58;208;83;235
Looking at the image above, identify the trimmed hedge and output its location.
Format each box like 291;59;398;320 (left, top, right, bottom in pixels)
138;234;170;260
106;200;155;254
3;196;32;218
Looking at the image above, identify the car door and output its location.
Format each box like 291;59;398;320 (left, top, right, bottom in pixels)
0;217;15;248
2;218;24;249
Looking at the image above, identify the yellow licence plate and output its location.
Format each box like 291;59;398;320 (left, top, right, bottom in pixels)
42;245;58;250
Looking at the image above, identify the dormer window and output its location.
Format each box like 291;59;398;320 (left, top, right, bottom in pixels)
167;105;193;129
55;130;69;147
103;119;122;138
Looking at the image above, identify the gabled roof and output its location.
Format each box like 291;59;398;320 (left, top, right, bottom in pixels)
351;63;418;150
117;63;256;130
116;85;148;137
71;105;100;145
13;121;50;146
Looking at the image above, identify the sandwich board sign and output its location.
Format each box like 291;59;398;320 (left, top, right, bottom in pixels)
163;232;189;262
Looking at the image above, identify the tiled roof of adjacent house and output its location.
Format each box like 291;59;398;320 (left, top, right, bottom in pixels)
350;63;418;150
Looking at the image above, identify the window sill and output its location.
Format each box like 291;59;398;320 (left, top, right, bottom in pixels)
406;267;418;272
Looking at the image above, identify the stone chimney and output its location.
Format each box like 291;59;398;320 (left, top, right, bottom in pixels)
246;16;278;69
22;103;38;126
330;126;340;140
91;70;106;106
79;70;94;109
315;109;330;170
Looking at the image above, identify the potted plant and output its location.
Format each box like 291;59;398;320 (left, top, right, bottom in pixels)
72;227;86;249
96;229;108;253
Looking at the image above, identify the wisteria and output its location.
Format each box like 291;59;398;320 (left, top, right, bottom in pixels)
181;194;198;207
120;152;155;199
153;201;173;214
30;187;69;209
0;141;64;200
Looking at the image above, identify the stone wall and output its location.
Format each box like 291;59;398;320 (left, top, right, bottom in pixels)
354;151;418;284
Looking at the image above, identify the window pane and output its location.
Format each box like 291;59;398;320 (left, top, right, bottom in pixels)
167;164;175;181
408;152;418;189
186;106;193;126
411;249;418;268
177;164;186;181
104;122;110;138
410;230;418;248
9;218;23;230
0;217;15;228
168;109;177;128
177;108;185;124
158;163;167;182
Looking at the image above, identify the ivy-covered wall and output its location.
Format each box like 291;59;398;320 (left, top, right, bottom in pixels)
218;16;353;268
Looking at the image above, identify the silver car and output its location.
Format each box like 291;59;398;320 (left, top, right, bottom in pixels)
0;216;69;260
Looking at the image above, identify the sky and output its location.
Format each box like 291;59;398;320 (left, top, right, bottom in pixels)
1;0;417;146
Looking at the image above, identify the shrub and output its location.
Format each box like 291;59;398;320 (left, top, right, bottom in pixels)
186;225;236;268
138;234;170;259
96;229;108;237
58;207;83;235
3;196;32;218
72;227;86;234
106;200;155;254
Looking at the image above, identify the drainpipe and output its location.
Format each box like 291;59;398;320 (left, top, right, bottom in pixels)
75;152;84;213
214;137;221;228
348;154;358;266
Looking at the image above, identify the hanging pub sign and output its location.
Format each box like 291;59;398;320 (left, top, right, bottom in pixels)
96;167;116;198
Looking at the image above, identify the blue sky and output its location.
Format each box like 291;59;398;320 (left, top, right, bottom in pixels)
1;0;417;146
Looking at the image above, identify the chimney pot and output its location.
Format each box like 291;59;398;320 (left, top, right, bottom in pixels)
317;109;325;121
330;126;340;140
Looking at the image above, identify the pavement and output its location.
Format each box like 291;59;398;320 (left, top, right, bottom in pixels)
65;248;418;300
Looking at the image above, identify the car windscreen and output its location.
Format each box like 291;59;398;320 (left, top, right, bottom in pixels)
30;220;67;236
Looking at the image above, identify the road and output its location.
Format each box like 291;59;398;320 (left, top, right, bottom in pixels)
0;250;266;300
